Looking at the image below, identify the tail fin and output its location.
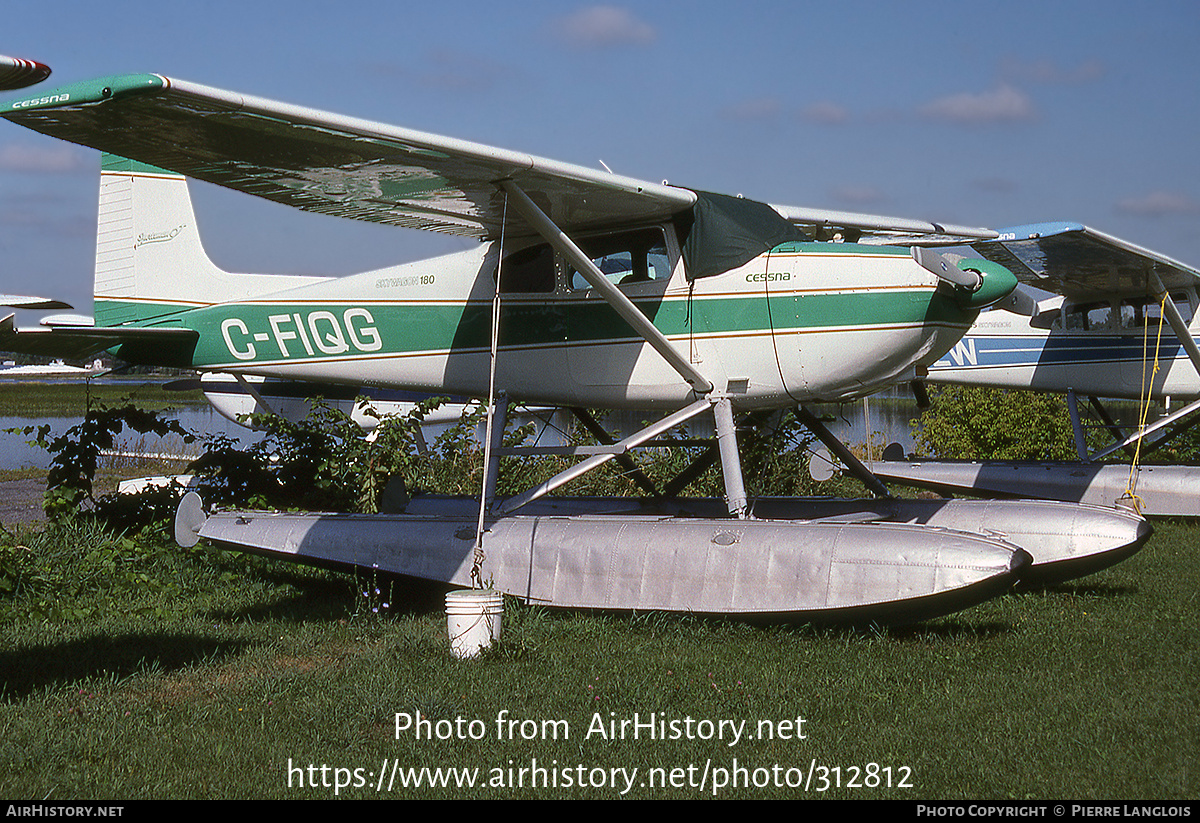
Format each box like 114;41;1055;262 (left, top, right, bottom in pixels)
94;154;329;326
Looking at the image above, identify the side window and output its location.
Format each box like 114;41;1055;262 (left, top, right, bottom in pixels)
1062;301;1113;331
1063;306;1085;330
1085;302;1113;330
1065;294;1195;331
1120;299;1144;329
498;244;555;293
647;244;672;282
1172;291;1194;323
1119;293;1195;329
570;228;670;290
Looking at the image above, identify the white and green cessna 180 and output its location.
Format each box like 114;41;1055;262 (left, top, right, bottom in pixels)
0;72;1151;623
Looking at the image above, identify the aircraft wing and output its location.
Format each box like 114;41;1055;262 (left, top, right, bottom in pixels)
771;204;997;245
2;73;996;246
0;314;198;366
0;73;697;240
971;222;1200;301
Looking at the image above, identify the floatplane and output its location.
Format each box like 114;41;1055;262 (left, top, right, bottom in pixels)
0;72;1153;622
861;223;1200;517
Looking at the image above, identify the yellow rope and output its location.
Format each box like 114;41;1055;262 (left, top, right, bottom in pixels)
1125;293;1169;511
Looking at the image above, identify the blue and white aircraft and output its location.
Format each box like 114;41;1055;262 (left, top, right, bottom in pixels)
927;222;1200;462
878;222;1200;515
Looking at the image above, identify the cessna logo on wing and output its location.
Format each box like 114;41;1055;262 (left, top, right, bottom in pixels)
9;93;70;109
221;308;382;361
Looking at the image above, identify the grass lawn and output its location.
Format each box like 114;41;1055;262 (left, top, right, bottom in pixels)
0;512;1195;799
0;381;205;419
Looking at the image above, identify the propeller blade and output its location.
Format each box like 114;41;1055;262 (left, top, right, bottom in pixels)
911;246;982;291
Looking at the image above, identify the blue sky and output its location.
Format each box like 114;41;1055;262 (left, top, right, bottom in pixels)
1;0;1197;317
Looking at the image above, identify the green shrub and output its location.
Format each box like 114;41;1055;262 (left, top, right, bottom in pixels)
911;385;1079;460
187;396;443;513
9;405;195;530
0;519;188;620
27;399;823;536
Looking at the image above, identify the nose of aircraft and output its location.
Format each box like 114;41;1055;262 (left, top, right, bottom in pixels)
953;257;1019;309
913;246;1018;309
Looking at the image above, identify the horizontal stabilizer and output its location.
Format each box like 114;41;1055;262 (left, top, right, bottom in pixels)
0;294;72;310
0;314;197;365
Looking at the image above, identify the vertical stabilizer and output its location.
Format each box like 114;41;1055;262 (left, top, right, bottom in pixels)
95;154;222;325
94;154;330;326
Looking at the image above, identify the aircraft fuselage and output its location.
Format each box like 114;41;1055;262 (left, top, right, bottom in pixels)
928;288;1200;401
113;229;985;410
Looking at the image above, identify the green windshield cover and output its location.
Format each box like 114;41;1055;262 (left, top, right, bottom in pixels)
681;191;807;281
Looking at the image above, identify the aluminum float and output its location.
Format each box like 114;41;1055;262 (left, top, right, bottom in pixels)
177;492;1032;624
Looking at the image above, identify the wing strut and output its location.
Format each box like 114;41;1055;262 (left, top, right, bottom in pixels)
232;373;278;418
495;397;714;515
499;180;713;394
1150;271;1200;377
795;406;889;498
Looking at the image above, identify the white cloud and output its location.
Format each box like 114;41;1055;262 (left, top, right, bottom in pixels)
801;101;849;125
0;143;87;173
553;6;656;48
1115;191;1200;217
919;84;1036;125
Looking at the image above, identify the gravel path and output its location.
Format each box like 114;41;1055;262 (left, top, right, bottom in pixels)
0;478;46;529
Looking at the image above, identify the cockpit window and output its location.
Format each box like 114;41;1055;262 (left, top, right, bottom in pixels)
570;228;671;290
1120;294;1195;328
1175;291;1196;322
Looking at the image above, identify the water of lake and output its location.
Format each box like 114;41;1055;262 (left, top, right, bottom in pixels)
0;384;923;471
0;405;261;470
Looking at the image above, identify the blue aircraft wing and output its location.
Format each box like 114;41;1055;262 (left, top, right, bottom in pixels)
972;222;1200;301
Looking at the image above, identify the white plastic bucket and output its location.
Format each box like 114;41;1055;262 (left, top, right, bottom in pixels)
445;589;503;658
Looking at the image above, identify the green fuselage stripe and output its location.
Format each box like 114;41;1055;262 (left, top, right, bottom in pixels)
96;288;974;368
